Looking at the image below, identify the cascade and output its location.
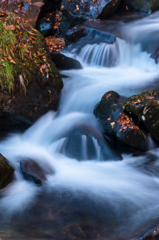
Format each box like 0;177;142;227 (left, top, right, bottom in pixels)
1;11;159;240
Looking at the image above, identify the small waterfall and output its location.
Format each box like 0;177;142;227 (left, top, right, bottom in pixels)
69;37;158;71
2;11;159;240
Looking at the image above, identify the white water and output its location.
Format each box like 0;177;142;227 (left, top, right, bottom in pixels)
1;12;159;239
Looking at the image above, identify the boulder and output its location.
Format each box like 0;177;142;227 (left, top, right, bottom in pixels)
0;153;14;189
94;91;147;150
0;11;63;122
122;90;159;142
66;25;87;43
0;0;45;28
61;0;122;24
119;0;159;13
51;53;83;70
36;12;54;37
20;159;54;185
0;110;32;139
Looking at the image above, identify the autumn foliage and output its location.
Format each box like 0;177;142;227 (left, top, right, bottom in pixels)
117;114;139;133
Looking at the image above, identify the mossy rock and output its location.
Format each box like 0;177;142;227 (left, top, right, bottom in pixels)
122;90;159;141
0;11;63;121
0;153;14;189
94;91;147;150
120;0;159;13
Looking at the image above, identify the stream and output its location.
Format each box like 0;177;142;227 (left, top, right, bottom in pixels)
1;12;159;240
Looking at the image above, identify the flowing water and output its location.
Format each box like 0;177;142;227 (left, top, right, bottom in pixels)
1;12;159;240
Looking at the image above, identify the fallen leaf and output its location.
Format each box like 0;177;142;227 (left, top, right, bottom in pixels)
110;122;115;128
105;93;111;99
146;96;155;100
27;30;36;35
32;1;44;7
76;5;79;10
6;25;15;30
37;53;44;57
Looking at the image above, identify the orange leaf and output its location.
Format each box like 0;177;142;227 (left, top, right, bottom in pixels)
27;30;36;35
6;25;15;30
146;96;155;100
105;93;111;99
32;1;44;7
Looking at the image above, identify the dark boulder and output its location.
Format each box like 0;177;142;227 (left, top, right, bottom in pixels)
36;13;54;37
59;15;74;41
61;0;122;24
66;25;87;43
0;110;31;139
122;90;159;142
0;154;14;189
20;159;54;185
94;91;147;150
51;53;83;70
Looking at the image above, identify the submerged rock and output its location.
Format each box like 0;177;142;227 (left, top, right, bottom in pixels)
20;159;54;185
122;90;159;142
0;154;14;189
94;91;147;150
51;53;83;70
61;0;121;24
59;128;122;161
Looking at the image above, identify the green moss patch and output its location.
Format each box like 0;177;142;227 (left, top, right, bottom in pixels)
0;10;58;92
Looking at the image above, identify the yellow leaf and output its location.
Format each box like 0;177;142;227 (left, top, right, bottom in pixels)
110;122;115;129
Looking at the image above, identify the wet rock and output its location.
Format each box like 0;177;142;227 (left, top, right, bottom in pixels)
119;0;159;13
20;159;54;185
137;218;159;239
0;110;31;139
0;0;44;28
59;128;122;160
66;25;87;43
94;91;147;150
51;53;83;70
61;0;122;25
36;13;54;37
59;14;74;41
0;154;14;189
122;90;159;142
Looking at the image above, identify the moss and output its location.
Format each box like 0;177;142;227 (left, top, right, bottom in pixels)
0;11;62;93
0;61;14;91
133;0;159;11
